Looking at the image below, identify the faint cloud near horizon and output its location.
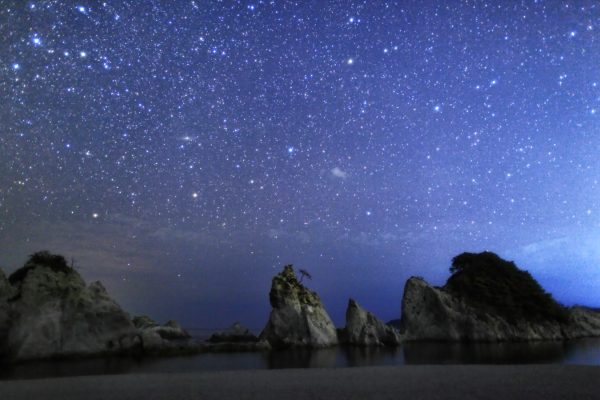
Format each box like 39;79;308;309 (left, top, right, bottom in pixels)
510;232;600;281
331;167;348;179
518;237;570;260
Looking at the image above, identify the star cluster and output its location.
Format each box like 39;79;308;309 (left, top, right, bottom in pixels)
1;1;600;327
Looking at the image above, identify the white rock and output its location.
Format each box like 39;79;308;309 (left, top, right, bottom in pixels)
7;261;136;360
344;299;401;346
260;265;338;348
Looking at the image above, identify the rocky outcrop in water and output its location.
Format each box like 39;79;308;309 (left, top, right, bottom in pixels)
260;265;338;348
6;253;137;360
401;276;564;341
341;299;402;346
400;252;600;341
132;316;195;353
1;251;197;361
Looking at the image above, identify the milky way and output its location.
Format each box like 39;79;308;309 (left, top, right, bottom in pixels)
1;1;599;328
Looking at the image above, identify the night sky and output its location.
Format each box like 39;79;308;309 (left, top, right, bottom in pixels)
1;1;600;330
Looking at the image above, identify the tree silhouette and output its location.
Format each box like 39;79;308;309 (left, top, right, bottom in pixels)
298;268;312;283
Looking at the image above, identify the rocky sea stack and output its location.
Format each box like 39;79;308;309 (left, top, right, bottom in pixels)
260;265;338;348
341;299;401;346
400;251;600;341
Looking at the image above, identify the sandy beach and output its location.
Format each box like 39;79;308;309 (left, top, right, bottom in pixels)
0;365;598;400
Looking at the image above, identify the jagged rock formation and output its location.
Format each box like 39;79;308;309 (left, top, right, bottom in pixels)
260;265;338;348
1;251;197;361
209;322;259;343
6;253;137;360
132;316;194;352
341;299;401;346
400;252;600;341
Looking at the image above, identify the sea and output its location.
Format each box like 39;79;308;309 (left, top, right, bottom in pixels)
2;337;600;380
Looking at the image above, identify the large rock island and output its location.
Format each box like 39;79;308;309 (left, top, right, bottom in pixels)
400;251;600;341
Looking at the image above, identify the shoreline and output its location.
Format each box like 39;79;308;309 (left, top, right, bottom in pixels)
0;365;598;400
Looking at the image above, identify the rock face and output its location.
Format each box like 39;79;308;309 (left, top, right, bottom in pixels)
564;307;600;338
342;299;401;346
260;265;338;348
0;269;15;356
7;256;137;360
401;275;600;342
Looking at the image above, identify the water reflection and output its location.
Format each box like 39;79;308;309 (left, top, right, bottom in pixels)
401;340;568;364
266;347;338;369
2;338;600;380
342;346;405;367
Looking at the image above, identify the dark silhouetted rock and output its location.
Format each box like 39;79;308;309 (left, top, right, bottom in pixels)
0;269;15;356
260;265;338;348
209;322;259;343
342;299;401;346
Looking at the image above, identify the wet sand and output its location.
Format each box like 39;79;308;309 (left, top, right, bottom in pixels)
0;365;598;400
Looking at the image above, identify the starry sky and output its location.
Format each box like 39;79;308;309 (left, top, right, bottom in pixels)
1;1;600;330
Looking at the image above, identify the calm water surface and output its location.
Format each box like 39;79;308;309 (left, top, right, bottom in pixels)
2;338;600;380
